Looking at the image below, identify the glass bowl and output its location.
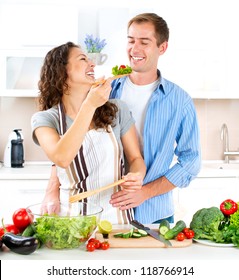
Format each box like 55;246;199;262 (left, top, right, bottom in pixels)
26;202;103;249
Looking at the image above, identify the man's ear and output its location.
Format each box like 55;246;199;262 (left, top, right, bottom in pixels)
158;41;168;55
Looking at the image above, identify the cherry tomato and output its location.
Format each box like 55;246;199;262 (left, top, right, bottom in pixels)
93;239;102;249
86;242;96;252
176;232;185;241
0;224;20;239
119;65;126;69
182;228;190;234
88;238;101;249
184;229;195;239
100;241;110;250
88;238;97;243
12;208;34;232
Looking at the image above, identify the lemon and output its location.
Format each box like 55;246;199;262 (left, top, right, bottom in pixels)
98;220;113;234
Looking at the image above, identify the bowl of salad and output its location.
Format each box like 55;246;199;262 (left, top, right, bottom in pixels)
26;202;103;249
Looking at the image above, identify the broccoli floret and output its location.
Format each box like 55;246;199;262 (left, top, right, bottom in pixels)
190;206;225;242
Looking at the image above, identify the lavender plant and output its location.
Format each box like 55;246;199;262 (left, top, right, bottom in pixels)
84;34;107;53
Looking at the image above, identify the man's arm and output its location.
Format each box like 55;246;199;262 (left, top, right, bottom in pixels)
110;176;175;210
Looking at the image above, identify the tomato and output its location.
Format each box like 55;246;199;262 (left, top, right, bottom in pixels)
176;232;185;241
184;229;195;239
93;239;102;249
88;238;102;249
12;208;34;232
182;228;190;234
86;242;95;252
88;238;97;243
0;224;20;239
100;241;110;250
119;65;126;69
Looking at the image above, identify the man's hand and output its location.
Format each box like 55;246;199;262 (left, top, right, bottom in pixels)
109;188;146;210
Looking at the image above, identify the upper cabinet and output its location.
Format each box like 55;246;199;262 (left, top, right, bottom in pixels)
0;0;238;98
0;3;78;48
0;2;78;97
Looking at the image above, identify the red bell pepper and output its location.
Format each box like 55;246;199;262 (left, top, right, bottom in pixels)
220;199;238;216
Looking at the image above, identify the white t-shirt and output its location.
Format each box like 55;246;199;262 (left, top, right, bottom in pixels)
121;77;160;153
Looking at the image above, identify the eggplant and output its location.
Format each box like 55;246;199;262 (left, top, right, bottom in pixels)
2;232;39;255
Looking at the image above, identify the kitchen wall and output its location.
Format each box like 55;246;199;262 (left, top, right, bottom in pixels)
1;97;239;163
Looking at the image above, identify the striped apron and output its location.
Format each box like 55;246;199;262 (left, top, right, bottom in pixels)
56;102;134;224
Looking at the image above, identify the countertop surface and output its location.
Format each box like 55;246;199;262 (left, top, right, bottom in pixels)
0;161;52;179
1;161;239;180
1;224;238;260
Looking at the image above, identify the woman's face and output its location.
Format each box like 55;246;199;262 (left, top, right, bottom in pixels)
66;47;95;87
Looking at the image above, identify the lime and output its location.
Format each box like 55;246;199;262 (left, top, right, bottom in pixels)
98;220;113;234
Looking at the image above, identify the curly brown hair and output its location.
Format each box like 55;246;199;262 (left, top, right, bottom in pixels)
37;42;117;131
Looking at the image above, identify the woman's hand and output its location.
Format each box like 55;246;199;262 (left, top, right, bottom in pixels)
120;172;144;192
40;199;60;215
85;78;112;109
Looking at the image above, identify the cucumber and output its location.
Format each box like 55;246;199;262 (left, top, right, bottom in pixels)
113;232;124;238
129;228;134;237
22;223;36;237
122;232;131;238
158;219;170;235
164;220;186;240
132;232;142;238
137;229;148;237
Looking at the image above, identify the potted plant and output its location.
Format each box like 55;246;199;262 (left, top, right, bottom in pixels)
84;34;108;65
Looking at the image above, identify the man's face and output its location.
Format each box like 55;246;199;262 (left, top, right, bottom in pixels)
126;22;162;73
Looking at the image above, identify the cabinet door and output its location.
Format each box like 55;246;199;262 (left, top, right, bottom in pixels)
0;4;78;48
177;177;239;224
0;180;47;222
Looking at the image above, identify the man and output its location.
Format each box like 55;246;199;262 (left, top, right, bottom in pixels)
109;13;201;224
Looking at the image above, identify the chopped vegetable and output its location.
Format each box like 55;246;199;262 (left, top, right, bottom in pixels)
158;219;170;235
113;228;147;239
220;199;238;216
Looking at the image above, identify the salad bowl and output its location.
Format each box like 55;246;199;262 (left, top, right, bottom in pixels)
26;202;103;249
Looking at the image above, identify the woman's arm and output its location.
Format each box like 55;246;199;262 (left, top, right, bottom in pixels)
40;165;61;214
34;79;112;168
120;125;146;191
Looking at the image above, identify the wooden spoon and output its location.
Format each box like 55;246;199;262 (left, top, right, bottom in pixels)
69;178;125;203
92;74;130;87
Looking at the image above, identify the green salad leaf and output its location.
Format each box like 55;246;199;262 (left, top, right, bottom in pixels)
112;65;132;76
35;215;96;249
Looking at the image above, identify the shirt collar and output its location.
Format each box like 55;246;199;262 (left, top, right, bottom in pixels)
112;69;167;95
157;69;166;95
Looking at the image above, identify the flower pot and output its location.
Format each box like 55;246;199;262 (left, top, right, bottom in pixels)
87;53;108;65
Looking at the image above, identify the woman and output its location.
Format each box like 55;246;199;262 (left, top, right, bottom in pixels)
31;42;146;224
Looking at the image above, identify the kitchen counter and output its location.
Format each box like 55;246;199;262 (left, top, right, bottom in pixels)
1;224;239;260
0;161;51;180
1;242;239;260
1;160;239;180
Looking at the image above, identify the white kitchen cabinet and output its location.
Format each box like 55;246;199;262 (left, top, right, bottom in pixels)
0;179;47;222
0;3;78;48
176;177;239;224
